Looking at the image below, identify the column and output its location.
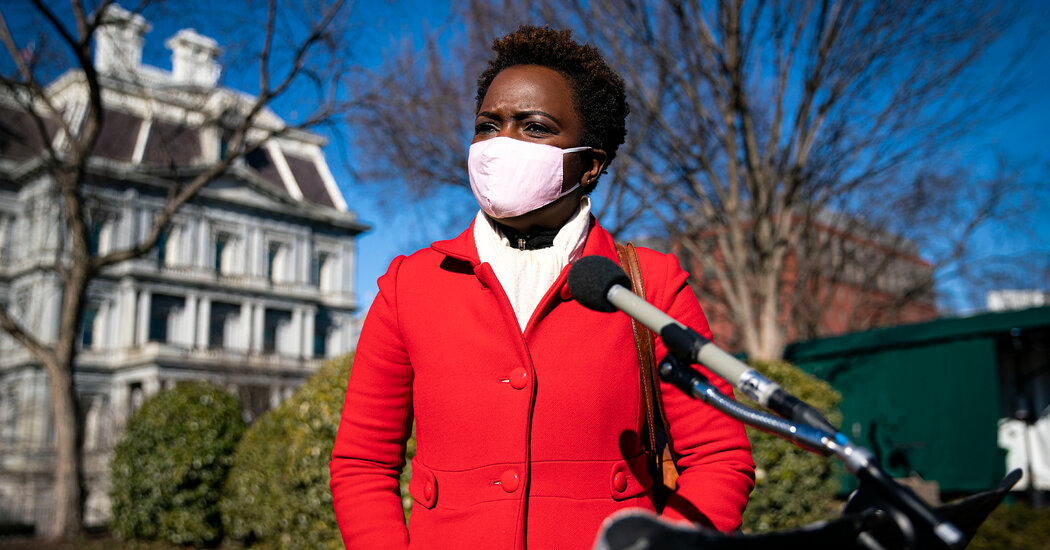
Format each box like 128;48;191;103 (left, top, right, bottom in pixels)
12;371;29;446
144;376;160;398
28;370;49;448
342;242;355;296
94;301;109;350
251;303;264;353
24;198;37;254
118;282;137;348
83;395;101;451
238;302;252;351
175;219;188;267
301;235;312;284
40;278;62;343
119;200;134;250
128;205;140;248
302;307;316;358
328;313;344;356
197;296;211;348
110;380;129;433
301;236;312;285
136;290;152;345
31;199;43;252
250;226;262;278
139;208;151;249
10;205;24;264
187;217;199;268
181;294;197;348
289;308;303;357
270;386;282;410
198;218;211;271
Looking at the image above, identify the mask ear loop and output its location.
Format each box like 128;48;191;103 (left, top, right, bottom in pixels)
564;146;600;194
557;146;592;199
554;182;582;200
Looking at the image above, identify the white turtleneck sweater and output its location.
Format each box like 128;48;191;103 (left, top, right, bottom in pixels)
473;197;592;331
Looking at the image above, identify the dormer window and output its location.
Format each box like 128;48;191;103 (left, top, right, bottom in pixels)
80;306;99;349
208;301;240;349
88;215;115;256
156;230;169;266
311;252;330;289
314;309;333;358
148;294;183;343
267;241;289;283
215;232;229;272
263;308;291;354
211;229;243;276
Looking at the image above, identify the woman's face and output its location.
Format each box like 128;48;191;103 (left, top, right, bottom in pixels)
473;64;606;232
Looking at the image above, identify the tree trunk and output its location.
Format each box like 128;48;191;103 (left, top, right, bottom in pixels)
45;360;82;540
750;269;786;362
45;258;90;540
0;1;358;541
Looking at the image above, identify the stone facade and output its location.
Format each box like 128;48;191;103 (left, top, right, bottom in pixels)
0;6;368;530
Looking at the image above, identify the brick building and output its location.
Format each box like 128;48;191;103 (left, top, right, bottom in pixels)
664;211;937;352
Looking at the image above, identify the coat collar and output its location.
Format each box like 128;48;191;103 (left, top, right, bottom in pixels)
429;215;621;267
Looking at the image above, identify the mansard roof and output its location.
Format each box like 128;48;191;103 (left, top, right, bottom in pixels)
0;104;58;162
0;14;351;216
0;89;348;216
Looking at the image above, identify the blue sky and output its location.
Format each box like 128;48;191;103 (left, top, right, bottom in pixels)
9;1;1050;318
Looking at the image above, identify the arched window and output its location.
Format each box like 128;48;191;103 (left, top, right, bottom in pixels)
267;241;289;283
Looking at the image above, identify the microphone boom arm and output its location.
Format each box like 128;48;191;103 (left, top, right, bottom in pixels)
568;255;965;548
657;354;833;455
607;284;838;434
654;337;965;549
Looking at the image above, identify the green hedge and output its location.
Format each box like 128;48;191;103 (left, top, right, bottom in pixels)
221;354;353;549
968;498;1050;550
739;360;843;532
401;425;416;521
110;381;246;547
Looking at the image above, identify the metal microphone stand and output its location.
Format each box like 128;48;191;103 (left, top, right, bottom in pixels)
657;354;966;550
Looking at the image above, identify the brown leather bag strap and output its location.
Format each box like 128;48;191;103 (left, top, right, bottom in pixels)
615;242;665;482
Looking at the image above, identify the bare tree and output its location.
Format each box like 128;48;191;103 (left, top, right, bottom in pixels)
0;0;360;539
349;0;1041;359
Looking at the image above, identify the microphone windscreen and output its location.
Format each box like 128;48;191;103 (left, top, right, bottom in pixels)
567;255;630;313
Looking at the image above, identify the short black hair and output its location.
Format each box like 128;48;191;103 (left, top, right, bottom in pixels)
475;25;629;167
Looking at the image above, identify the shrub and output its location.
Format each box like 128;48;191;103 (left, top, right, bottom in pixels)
401;425;417;521
110;381;246;547
968;498;1050;550
738;360;843;532
221;354;353;549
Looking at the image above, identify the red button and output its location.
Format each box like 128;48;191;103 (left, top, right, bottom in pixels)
424;482;434;501
613;471;627;493
508;367;528;389
500;469;520;493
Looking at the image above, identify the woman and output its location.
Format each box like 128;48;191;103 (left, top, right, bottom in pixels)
330;26;754;550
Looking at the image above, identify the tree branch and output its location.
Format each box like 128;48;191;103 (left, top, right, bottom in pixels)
0;303;55;366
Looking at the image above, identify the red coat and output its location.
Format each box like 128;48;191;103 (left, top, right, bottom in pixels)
330;218;754;550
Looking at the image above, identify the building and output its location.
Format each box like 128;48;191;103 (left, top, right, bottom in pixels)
0;6;369;530
663;210;938;352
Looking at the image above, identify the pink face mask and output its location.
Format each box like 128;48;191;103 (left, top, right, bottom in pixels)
468;137;591;219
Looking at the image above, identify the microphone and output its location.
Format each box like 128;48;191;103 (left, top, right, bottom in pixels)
567;255;836;434
568;254;966;549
